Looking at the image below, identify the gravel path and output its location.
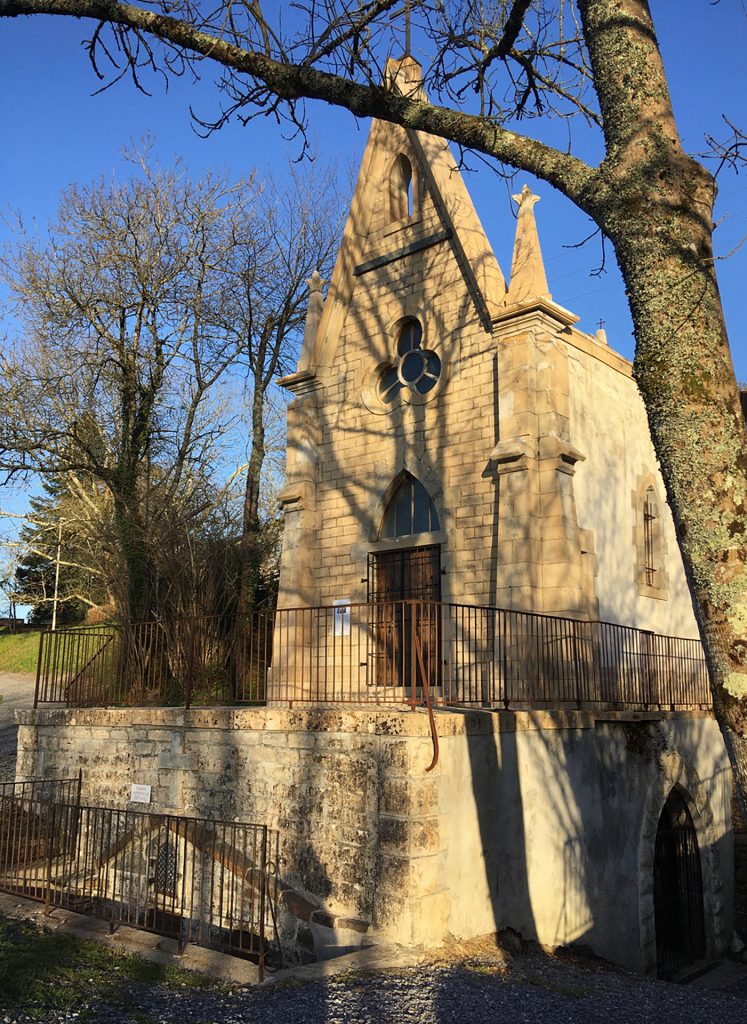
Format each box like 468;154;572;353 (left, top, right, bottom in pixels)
0;671;36;782
5;949;747;1024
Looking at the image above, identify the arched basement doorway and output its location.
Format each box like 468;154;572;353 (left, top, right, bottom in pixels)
368;473;441;694
653;786;706;977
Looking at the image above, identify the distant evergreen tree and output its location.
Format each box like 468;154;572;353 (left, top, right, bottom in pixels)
14;553;87;626
14;479;109;625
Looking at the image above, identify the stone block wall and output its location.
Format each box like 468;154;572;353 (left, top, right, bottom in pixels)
16;706;733;971
15;706;445;953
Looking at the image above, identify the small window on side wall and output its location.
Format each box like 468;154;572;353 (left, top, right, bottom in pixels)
633;476;669;600
389;154;414;222
643;487;658;587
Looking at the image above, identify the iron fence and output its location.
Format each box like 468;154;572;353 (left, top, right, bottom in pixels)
0;783;280;979
35;615;272;707
0;775;82;805
34;601;711;712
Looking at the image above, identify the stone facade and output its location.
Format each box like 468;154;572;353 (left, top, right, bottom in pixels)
275;57;699;640
17;705;732;972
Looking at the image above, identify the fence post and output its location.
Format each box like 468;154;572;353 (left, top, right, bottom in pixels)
258;826;268;984
502;611;510;710
185;619;195;710
44;799;57;916
34;631;46;709
409;601;417;709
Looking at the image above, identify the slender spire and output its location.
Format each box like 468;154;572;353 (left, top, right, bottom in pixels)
506;184;551;306
297;270;326;372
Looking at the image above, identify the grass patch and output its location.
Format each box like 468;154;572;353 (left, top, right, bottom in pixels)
0;629;42;674
0;914;220;1020
0;626;113;676
465;962;503;976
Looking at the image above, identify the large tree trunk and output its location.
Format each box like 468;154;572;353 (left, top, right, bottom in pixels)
112;478;154;624
579;0;747;795
232;383;267;700
606;204;747;787
614;207;745;770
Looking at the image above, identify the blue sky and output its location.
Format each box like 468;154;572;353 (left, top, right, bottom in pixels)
1;5;745;369
0;3;746;595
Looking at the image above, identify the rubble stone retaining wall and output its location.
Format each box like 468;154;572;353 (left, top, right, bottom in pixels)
15;706;733;971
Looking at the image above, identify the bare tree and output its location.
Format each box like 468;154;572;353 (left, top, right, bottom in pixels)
216;163;343;623
0;155;253;621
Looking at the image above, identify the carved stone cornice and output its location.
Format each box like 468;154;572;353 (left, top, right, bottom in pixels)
277;369;323;395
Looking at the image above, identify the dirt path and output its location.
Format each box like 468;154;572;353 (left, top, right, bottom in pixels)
0;672;36;782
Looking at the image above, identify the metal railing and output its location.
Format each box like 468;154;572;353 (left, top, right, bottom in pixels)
34;600;711;712
35;615;272;707
0;780;280;979
0;775;82;806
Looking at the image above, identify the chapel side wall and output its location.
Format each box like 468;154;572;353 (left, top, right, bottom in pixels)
567;345;700;637
439;711;732;972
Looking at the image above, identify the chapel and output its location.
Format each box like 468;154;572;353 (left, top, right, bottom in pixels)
15;56;734;977
264;55;734;973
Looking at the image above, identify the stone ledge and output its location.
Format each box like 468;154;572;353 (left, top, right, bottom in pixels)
17;705;712;735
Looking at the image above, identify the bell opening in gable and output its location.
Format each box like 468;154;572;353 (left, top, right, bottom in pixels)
389;153;414;222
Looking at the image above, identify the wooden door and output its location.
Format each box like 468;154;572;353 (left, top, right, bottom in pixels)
368;546;441;694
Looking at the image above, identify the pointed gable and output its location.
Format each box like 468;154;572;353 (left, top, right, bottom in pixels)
305;58;507;378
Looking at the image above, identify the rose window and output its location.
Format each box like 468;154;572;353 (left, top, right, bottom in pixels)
377;318;441;404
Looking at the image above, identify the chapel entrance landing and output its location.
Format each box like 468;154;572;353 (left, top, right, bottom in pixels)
653;786;706;977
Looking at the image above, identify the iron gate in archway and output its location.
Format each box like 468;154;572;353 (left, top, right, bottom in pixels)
653;787;706;977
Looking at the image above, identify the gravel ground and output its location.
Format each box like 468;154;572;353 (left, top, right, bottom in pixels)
4;947;747;1024
0;671;36;783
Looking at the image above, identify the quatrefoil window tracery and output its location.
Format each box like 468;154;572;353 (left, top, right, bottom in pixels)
377;317;441;405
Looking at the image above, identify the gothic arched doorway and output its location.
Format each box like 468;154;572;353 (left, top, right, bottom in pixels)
653;787;706;977
368;473;441;695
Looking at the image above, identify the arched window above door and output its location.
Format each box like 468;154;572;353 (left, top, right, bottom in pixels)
380;473;440;539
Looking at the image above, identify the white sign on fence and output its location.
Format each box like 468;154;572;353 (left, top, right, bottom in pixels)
333;599;351;637
130;783;152;804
